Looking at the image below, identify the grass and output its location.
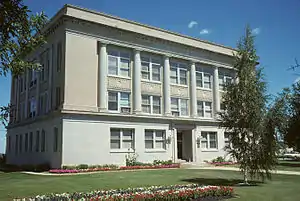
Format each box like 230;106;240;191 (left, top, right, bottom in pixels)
1;169;300;201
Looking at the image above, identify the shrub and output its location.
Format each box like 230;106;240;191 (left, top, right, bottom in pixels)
76;164;89;169
125;151;139;166
212;156;226;163
153;160;173;165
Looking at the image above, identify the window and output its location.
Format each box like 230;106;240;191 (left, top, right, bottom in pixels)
57;42;62;72
108;91;131;113
7;136;11;152
201;132;218;149
110;128;134;150
19;134;23;153
15;135;18;154
108;50;131;77
196;72;212;89
142;95;161;114
170;62;187;85
145;130;166;149
171;98;189;116
41;130;46;152
35;130;40;152
224;132;231;148
55;87;61;109
19;102;25;120
25;133;28;152
219;72;232;91
39;92;48;115
40;50;49;82
29;132;33;152
29;97;36;118
197;101;212;118
29;69;37;88
220;103;225;112
141;56;161;81
53;127;59;152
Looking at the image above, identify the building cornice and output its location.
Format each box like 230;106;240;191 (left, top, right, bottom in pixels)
44;4;236;57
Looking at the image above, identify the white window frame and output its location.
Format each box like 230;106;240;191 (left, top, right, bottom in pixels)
196;71;212;90
171;98;189;117
201;131;218;150
107;49;131;78
170;62;188;85
39;91;48;115
219;73;232;91
29;97;36;118
29;69;37;88
108;91;131;113
141;56;161;82
144;129;166;150
110;128;135;151
141;95;161;114
197;101;213;118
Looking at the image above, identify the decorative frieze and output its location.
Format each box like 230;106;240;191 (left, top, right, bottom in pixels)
107;76;131;91
141;81;162;95
170;85;189;98
196;89;213;101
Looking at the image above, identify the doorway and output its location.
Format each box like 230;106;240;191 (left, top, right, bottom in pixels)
177;131;183;159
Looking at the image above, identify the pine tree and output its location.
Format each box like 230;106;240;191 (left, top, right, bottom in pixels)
220;25;277;184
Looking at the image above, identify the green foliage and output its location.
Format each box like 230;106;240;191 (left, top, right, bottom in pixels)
211;157;226;163
153;160;173;165
220;25;277;182
125;151;139;166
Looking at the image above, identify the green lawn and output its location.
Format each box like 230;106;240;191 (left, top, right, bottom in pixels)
1;169;300;201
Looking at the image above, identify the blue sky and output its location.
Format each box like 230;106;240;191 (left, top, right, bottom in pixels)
0;0;299;152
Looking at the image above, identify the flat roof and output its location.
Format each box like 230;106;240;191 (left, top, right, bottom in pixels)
45;4;237;57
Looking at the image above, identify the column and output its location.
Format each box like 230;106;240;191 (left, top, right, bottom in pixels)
213;66;220;116
24;70;29;118
133;49;141;113
16;76;20;122
163;55;171;115
98;42;108;111
190;62;197;117
47;46;53;112
35;67;40;116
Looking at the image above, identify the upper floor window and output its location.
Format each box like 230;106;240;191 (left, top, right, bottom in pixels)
29;132;33;152
39;92;48;115
7;136;11;153
145;129;166;149
171;98;188;116
196;71;212;89
108;50;131;77
29;97;36;118
141;56;161;81
170;62;187;85
197;101;212;118
55;87;61;109
35;130;40;152
224;132;231;148
141;95;161;114
29;69;37;88
40;51;49;82
110;128;135;150
41;130;46;152
108;91;131;113
219;72;232;91
57;42;62;72
53;127;59;152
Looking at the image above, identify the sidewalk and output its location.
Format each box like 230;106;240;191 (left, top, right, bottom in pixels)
186;166;300;175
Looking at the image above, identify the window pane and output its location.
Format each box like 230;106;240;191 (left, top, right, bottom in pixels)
153;96;160;105
196;72;203;87
155;141;164;149
111;140;120;149
120;52;130;58
201;141;208;149
122;141;133;149
170;68;177;77
110;129;120;140
142;72;150;80
145;140;154;149
141;56;150;62
180;99;188;116
155;130;165;140
142;105;150;113
209;133;217;149
145;131;154;139
171;98;179;110
108;50;118;57
120;93;130;107
122;129;133;140
108;92;118;101
153;106;160;114
142;96;150;104
142;62;149;71
120;58;129;69
108;56;118;66
109;66;118;75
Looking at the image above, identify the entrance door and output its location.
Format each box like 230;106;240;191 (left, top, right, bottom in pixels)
177;131;183;159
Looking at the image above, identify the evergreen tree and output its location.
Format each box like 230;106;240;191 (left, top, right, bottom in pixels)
220;25;277;183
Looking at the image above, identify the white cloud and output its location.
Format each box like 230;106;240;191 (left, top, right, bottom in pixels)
188;21;198;29
199;29;211;35
252;28;261;35
294;76;300;83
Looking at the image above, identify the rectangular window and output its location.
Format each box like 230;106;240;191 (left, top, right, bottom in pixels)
197;101;212;118
29;132;33;152
39;92;48;115
201;132;218;149
108;50;131;77
29;68;37;87
171;98;188;116
35;130;40;152
219;73;232;91
108;91;131;113
110;128;135;150
25;133;28;152
19;134;23;153
7;136;11;152
224;132;231;148
29;97;37;118
55;87;61;108
145;129;166;149
41;130;46;152
53;127;59;152
141;56;161;81
15;135;18;154
142;95;161;114
196;71;212;89
57;42;62;72
170;62;187;85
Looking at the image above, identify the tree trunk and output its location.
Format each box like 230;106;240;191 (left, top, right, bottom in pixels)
243;169;249;184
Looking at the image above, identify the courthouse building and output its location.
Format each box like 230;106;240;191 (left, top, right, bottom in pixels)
6;5;236;168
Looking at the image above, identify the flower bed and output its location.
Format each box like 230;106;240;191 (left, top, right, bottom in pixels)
19;184;234;201
49;164;180;174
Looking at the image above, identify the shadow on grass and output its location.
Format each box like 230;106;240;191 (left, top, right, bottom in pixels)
181;178;263;187
278;162;300;167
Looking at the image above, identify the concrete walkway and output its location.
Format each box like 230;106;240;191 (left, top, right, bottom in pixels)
186;166;300;175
